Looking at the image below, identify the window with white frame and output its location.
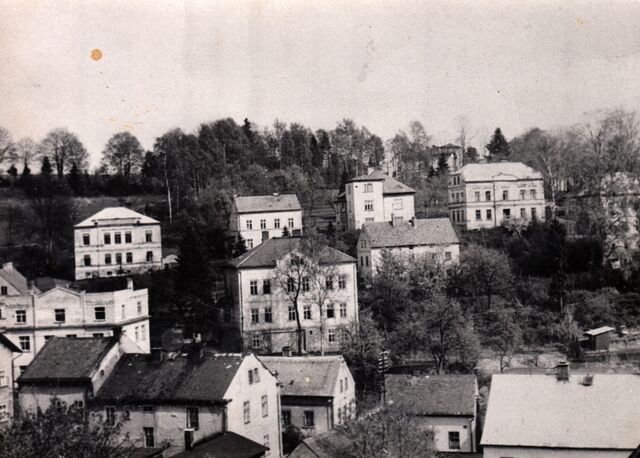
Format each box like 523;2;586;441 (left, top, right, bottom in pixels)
288;306;296;321
105;253;112;265
448;431;460;450
302;277;310;291
328;328;336;342
247;239;253;249
340;302;347;317
94;307;106;321
264;434;270;456
251;308;259;324
104;233;111;245
243;401;251;424
262;395;268;417
252;334;261;349
83;255;92;266
250;280;258;295
143;427;155;447
475;191;480;202
264;308;272;323
303;305;311;320
327;303;335;318
364;183;373;193
187;407;199;430
338;275;347;289
246;220;253;230
16;310;26;324
274;218;280;228
55;309;65;322
260;219;266;229
364;200;374;211
475;210;481;220
0;404;9;422
392;199;403;210
530;189;537;199
288;218;294;228
82;233;90;246
0;370;6;387
303;410;315;427
531;207;537;219
19;336;30;351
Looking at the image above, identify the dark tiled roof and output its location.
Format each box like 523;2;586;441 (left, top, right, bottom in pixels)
347;170;415;194
96;351;242;403
362;218;459;248
0;333;21;353
385;374;477;416
259;356;343;397
233;194;301;214
289;430;352;458
19;337;116;383
0;263;31;294
173;432;267;458
229;237;355;269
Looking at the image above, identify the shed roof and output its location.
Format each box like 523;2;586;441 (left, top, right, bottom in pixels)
259;356;345;397
75;207;159;227
173;432;268;458
233;194;301;214
96;351;243;403
584;326;616;336
385;374;477;416
362;218;459;248
0;333;22;353
229;237;355;269
455;162;543;182
289;430;352;458
481;373;640;449
19;337;116;383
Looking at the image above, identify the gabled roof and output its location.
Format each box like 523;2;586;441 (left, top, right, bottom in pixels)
19;337;116;383
454;162;543;182
0;333;21;353
0;262;32;294
259;355;345;397
362;218;459;249
229;237;355;269
95;351;244;403
481;374;640;449
233;194;301;214
385;374;477;416
346;170;415;194
173;432;268;458
75;207;159;228
584;326;616;336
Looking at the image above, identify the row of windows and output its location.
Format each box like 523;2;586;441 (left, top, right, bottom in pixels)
246;217;296;230
83;251;154;266
249;276;348;295
473;207;538;221
10;301;143;326
14;326;145;352
250;302;348;324
452;189;539;204
251;325;347;349
243;395;270;424
82;230;154;246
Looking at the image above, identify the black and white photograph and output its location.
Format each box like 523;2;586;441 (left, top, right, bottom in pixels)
1;1;640;456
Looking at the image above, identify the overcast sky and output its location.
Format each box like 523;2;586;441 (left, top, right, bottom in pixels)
2;0;640;167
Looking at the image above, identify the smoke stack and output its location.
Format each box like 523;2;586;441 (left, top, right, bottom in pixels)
556;361;570;381
184;429;194;450
282;346;292;357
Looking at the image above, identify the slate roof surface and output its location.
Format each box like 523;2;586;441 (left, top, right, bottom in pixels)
229;237;355;269
385;374;477;416
481;374;640;449
289;430;352;458
233;194;301;214
19;337;116;382
173;432;268;458
259;356;343;397
362;218;459;248
347;170;416;194
96;351;242;403
0;333;21;353
0;263;31;294
455;162;543;182
75;207;159;227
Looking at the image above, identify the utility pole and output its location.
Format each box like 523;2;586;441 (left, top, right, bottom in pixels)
377;350;390;405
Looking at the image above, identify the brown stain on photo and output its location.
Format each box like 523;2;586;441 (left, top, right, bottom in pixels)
91;49;103;61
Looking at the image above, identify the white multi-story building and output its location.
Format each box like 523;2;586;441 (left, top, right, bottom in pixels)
230;194;303;249
448;162;545;230
74;207;162;280
335;170;416;231
357;217;460;278
0;263;150;378
225;237;358;355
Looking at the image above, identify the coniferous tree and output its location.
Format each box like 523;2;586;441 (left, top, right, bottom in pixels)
41;156;53;177
7;164;18;183
233;235;248;257
486;127;510;161
282;226;291;237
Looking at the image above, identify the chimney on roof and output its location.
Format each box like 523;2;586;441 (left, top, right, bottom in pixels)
2;262;13;272
556;361;570;381
282;346;292;357
184;428;194;450
126;277;134;290
112;326;123;342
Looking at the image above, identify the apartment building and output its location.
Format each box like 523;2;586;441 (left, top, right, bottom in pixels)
0;264;150;377
74;207;162;280
448;162;545;230
0;333;21;426
224;237;358;355
357;217;459;278
230;194;303;249
260;355;356;436
335;170;415;231
94;351;281;457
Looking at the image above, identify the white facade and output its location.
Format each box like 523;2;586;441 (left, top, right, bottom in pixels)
0;278;150;378
0;336;20;426
226;262;358;355
74;207;162;280
336;171;416;231
448;162;546;230
230;194;303;249
483;446;632;458
359;244;459;278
